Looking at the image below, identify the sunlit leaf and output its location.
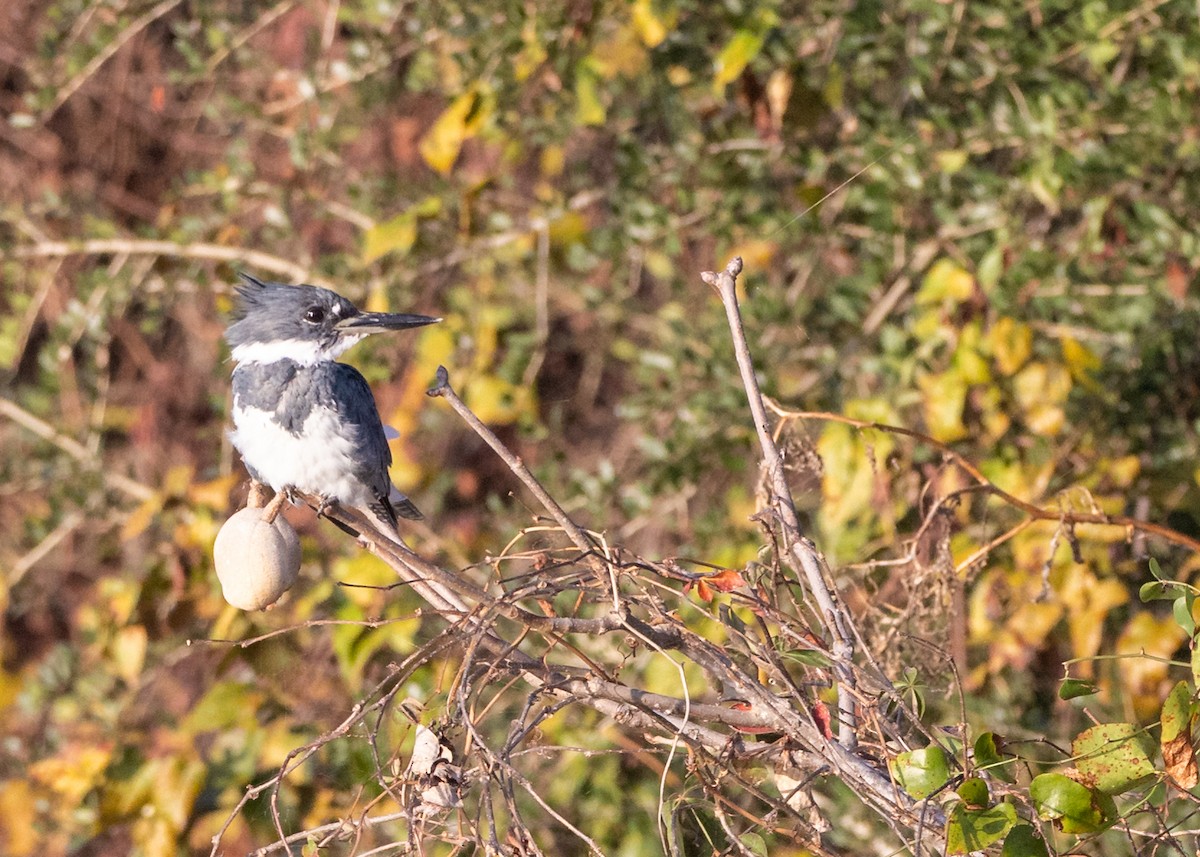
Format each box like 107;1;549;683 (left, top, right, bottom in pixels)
917;370;969;442
362;197;441;264
419;86;491;175
988;316;1032;376
947;801;1016;854
1059;678;1099;700
111;625;147;684
889;745;950;799
1029;773;1115;833
0;779;39;856
1073;722;1155;794
631;0;675;47
30;743;113;803
957;776;989;808
1161;680;1199;789
575;66;606;126
917;258;975;307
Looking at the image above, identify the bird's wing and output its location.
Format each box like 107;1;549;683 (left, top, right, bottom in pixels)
320;363;422;524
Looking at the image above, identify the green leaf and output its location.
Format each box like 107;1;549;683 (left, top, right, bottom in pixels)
957;776;989;808
973;732;1014;782
889;745;950;800
1149;557;1165;580
1073;723;1155;795
1002;824;1050;857
1176;593;1197;636
947;801;1017;854
1161;681;1194;744
1059;678;1099;700
1029;773;1115;833
1140;580;1179;601
738;832;768;857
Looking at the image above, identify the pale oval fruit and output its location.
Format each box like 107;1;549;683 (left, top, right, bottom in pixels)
214;507;301;610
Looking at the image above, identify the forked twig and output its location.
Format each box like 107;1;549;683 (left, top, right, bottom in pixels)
701;257;861;749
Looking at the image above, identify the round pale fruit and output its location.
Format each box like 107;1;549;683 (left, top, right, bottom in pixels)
214;507;301;610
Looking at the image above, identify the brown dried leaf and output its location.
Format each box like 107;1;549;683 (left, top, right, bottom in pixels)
1163;732;1199;789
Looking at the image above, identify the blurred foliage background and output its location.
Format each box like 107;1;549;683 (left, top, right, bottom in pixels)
3;0;1200;854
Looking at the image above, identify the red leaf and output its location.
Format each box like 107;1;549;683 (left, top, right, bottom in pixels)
812;700;833;740
706;569;746;592
695;580;714;602
728;700;773;734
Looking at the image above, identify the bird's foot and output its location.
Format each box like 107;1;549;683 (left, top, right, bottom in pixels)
261;486;293;523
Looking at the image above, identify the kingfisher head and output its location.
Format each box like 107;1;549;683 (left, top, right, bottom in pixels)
226;273;440;365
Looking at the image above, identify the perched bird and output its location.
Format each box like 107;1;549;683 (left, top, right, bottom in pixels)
225;273;439;538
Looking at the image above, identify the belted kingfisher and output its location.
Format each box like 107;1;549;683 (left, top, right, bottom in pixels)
225;273;439;538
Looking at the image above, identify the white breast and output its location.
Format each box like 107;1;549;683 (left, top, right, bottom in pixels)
230;404;381;508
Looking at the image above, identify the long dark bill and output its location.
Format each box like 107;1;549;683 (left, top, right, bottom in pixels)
337;312;441;332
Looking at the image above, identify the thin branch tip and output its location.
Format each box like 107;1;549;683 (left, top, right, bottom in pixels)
427;365;451;396
726;256;743;277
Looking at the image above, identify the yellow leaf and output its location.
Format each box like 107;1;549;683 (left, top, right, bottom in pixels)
1061;335;1103;392
952;322;990;385
540;144;565;177
121;493;164;541
30;744;112;804
187;473;238;510
590;25;648;78
667;65;691;86
549;210;588;248
513;21;548;81
975;385;1011;443
363;212;417;264
150;755;206;830
1062;570;1129;667
989;602;1063;673
1118;612;1189;719
987;316;1032;376
111;625;148;684
575;67;606;126
917;258;975;307
935;149;968;174
1106;455;1140;488
419;87;490;175
917;370;969;442
713;29;766;91
412;324;456;379
631;0;674;47
0;779;39;856
1025;402;1065;436
844;396;901;426
362;197;443;264
464;374;535;425
1013;361;1071;437
724;239;778;271
163;464;193;497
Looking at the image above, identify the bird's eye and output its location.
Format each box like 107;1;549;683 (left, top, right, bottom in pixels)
304;307;325;323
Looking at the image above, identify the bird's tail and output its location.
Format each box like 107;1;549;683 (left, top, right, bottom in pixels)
389;487;423;521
